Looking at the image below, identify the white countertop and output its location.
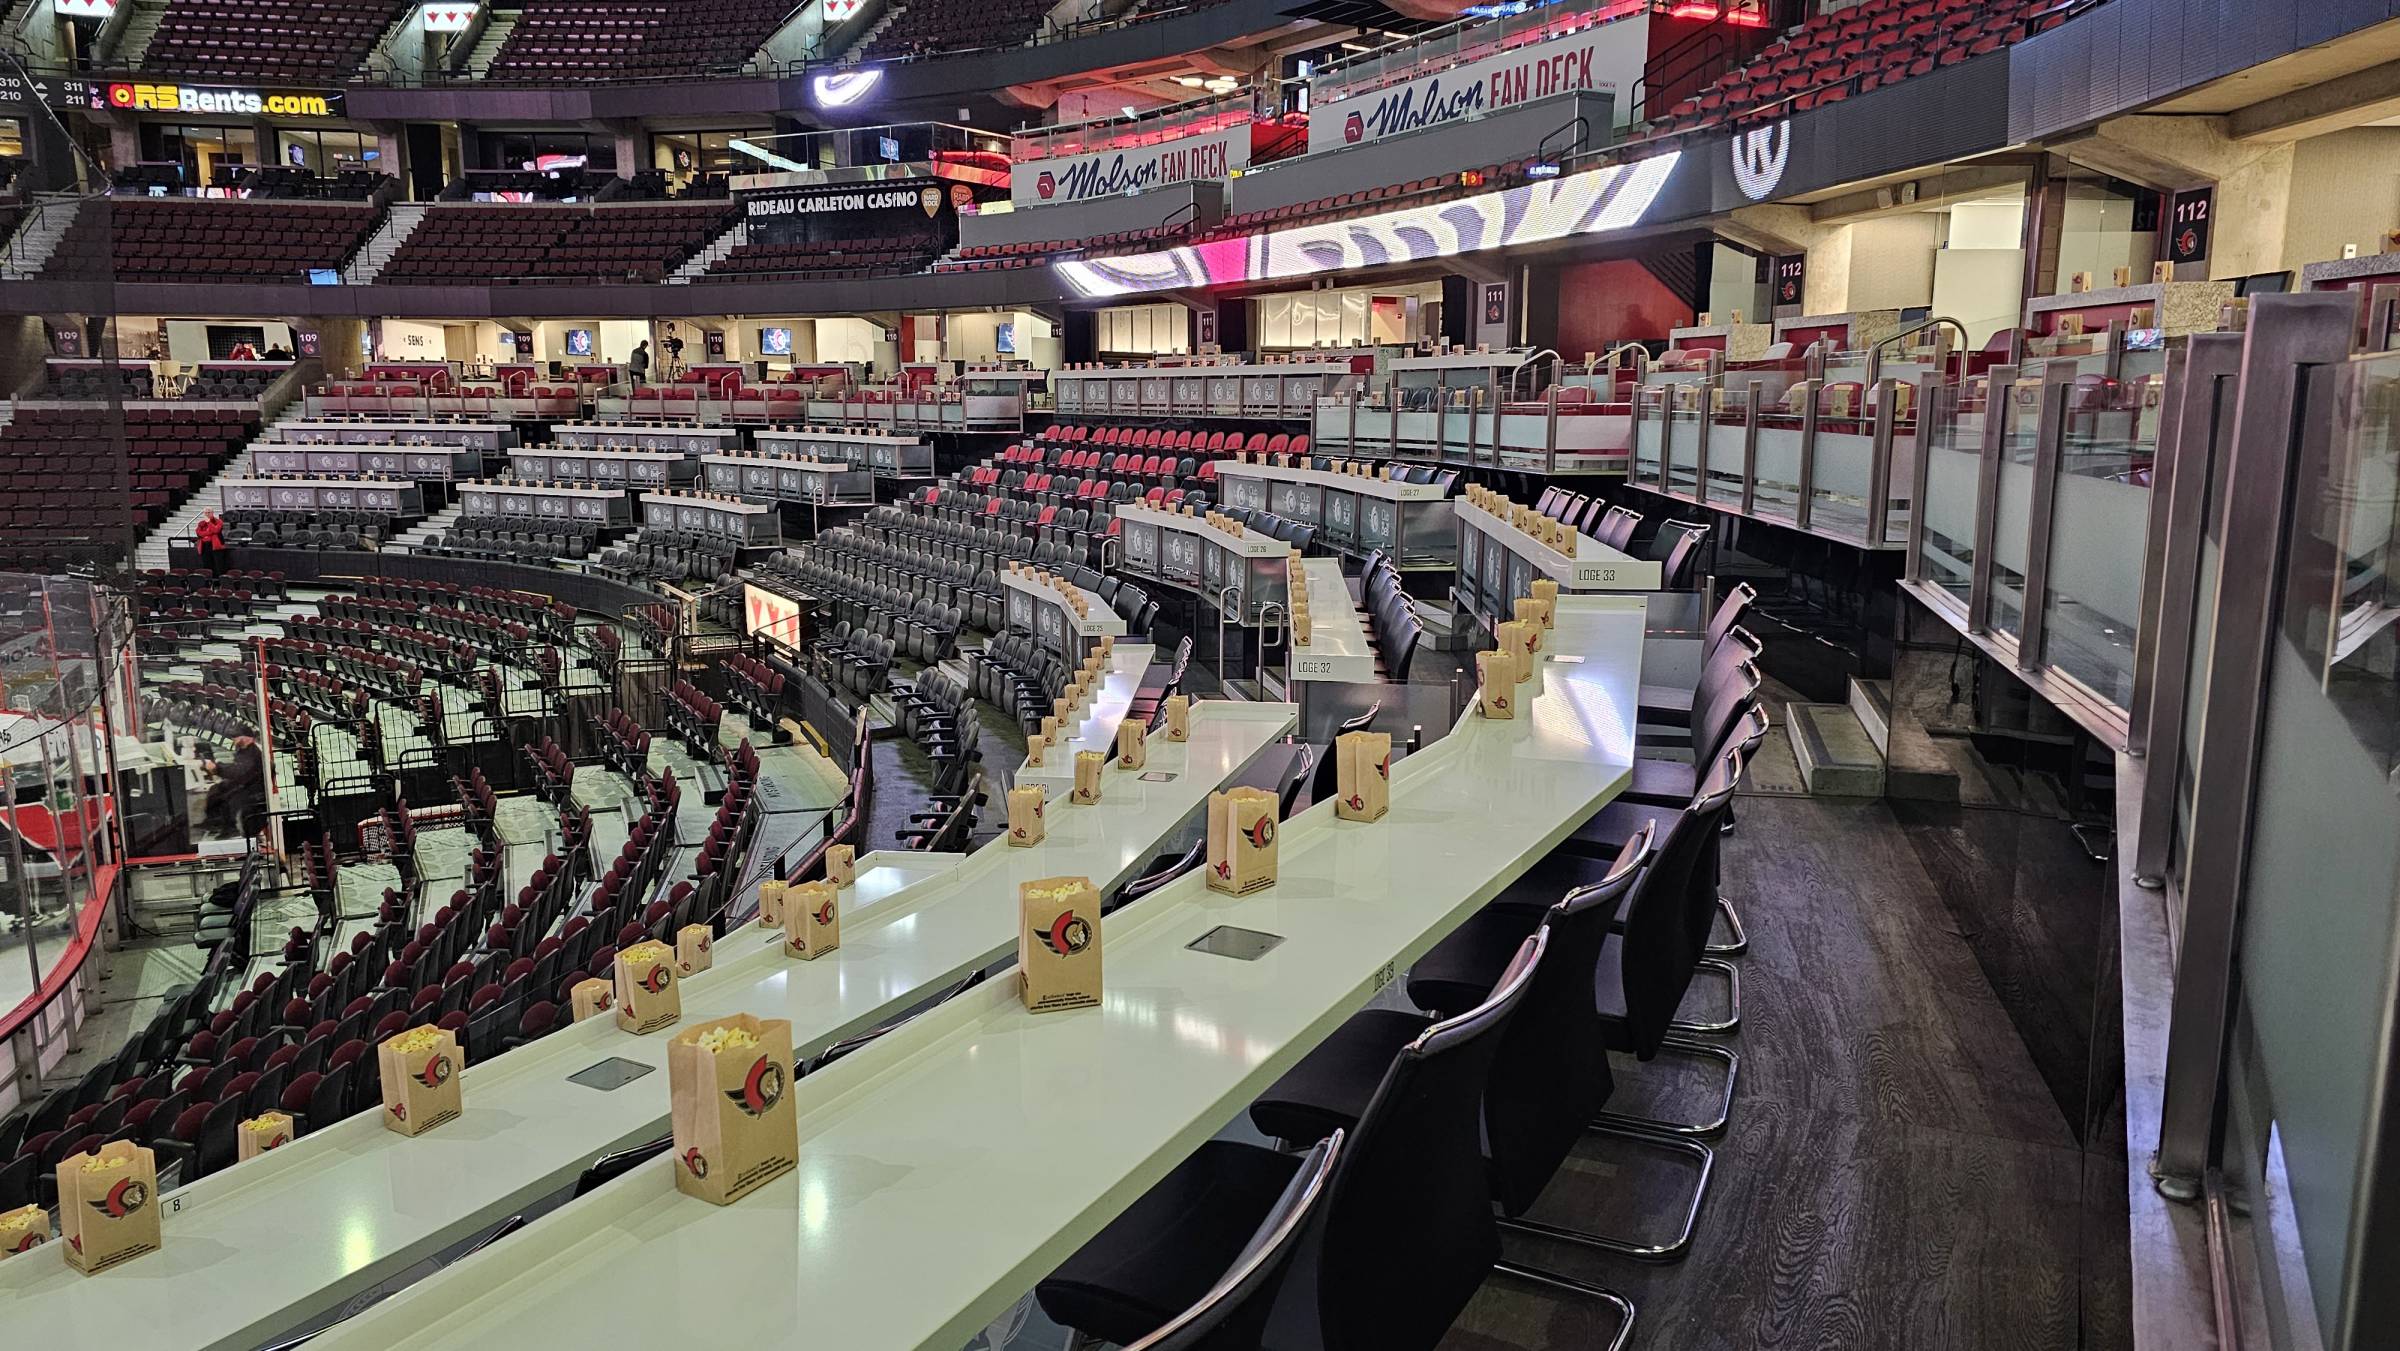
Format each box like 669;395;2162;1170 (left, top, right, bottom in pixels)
1116;502;1290;557
1288;556;1375;684
0;700;1291;1351
1002;571;1130;641
1215;458;1449;501
702;454;858;475
1458;497;1661;591
301;594;1643;1351
1013;642;1143;792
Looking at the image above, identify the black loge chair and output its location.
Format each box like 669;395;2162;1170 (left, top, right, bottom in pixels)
1248;825;1656;1268
1039;931;1635;1351
1409;751;1746;1260
1125;1132;1343;1351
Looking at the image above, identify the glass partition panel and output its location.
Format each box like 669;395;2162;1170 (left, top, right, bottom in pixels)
1752;394;1806;524
1703;413;1747;508
2039;349;2167;708
1665;388;1705;495
2217;349;2400;1338
1987;378;2044;640
1632;387;1668;482
1919;381;1981;606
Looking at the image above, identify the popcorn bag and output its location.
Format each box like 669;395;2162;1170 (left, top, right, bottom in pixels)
1515;594;1554;633
825;844;856;889
1072;749;1105;805
1334;730;1392;823
56;1141;161;1275
677;922;714;976
570;977;615;1022
1162;694;1189;742
1206;787;1281;895
1039;714;1060;745
1018;876;1102;1014
757;879;788;930
236;1111;294;1162
1498;620;1535;683
379;1025;464;1137
782;879;840;960
0;1203;50;1261
1006;784;1047;847
1053;696;1075;728
1115;718;1147;770
1025;732;1048;767
668;1015;799;1206
613;940;683;1035
1531;578;1559;612
1476;650;1517;719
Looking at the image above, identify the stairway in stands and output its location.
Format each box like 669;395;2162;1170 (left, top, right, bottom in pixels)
463;9;519;73
1;195;88;280
667;218;747;283
344;203;429;284
134;405;311;571
108;0;166;68
389;503;466;554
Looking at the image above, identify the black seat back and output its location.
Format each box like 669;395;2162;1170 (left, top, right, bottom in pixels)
1617;749;1741;1056
1485;828;1650;1215
1313;933;1544;1351
1130;1138;1340;1350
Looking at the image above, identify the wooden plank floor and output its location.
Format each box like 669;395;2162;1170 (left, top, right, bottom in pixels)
1477;794;2133;1351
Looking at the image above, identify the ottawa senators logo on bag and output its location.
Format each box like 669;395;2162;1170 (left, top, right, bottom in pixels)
88;1176;149;1218
682;1147;709;1178
1243;816;1275;851
724;1056;786;1117
638;964;672;995
12;1230;43;1252
812;897;837;927
1034;910;1093;957
416;1055;454;1089
263;1133;289;1151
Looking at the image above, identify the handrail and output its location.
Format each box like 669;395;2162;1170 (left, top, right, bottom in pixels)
0;861;118;1049
1509;349;1561;400
1535;114;1592;166
1628;0;1768;123
1596;341;1652;379
1864;314;1969;383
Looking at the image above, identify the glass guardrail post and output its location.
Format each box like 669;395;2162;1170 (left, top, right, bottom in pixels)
1965;364;2018;635
1739;381;1761;516
2013;364;2076;673
1867;377;1897;547
1794;382;1820;531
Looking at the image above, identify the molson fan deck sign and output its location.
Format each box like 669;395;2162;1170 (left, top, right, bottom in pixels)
1206;787;1280;895
1018;876;1102;1013
0;1203;49;1261
1334;730;1392;823
56;1141;160;1274
1007;784;1047;847
669;1015;798;1206
783;879;840;960
613;940;683;1035
378;1025;464;1137
236;1111;294;1162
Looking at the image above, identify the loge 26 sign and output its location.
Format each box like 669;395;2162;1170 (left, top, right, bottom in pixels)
1311;26;1617;154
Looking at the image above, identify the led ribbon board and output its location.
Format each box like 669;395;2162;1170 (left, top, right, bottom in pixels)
1056;149;1678;298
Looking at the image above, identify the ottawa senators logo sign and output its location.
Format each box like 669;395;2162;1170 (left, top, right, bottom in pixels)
723;1055;786;1117
1033;910;1093;957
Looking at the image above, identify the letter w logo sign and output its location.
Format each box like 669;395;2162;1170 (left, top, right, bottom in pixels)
1732;122;1790;202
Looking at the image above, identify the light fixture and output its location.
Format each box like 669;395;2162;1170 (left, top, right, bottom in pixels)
727;138;808;172
1175;75;1205;87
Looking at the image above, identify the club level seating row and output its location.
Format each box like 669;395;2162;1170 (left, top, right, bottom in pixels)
486;0;794;80
140;0;407;83
702;236;945;281
592;529;738;585
47;199;381;284
0;407;253;560
427;516;610;563
778;532;970;662
379;204;739;284
859;0;1052;60
33;365;153;400
1643;0;2080;139
662;680;724;759
936;220;1197;272
356;577;578;642
220;510;401;550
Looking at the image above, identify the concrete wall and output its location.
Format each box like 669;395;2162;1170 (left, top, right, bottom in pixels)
1230;91;1614;216
2281;127;2400;270
960;182;1222;250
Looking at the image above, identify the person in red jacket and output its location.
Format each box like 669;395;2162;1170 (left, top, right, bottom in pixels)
195;510;225;572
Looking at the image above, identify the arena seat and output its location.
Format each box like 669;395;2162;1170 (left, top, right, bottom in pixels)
377;203;739;284
44;199;382;284
0;405;256;569
704;236;945;281
859;0;1056;60
140;0;408;83
484;0;795;80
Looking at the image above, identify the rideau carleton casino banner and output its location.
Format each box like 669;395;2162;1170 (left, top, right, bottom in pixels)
1311;24;1617;154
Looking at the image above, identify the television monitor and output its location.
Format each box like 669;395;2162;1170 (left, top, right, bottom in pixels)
995;322;1015;355
2236;271;2292;296
760;326;794;356
307;268;341;285
564;329;595;357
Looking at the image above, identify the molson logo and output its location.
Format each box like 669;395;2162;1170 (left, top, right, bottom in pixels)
108;82;336;117
1046;139;1232;203
1356;76;1485;142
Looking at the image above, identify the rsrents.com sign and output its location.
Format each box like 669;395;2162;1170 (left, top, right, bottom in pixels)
108;82;339;117
1310;25;1620;154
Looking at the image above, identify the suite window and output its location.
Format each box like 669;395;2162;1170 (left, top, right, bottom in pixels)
1097;302;1188;356
138;124;258;189
278;129;378;176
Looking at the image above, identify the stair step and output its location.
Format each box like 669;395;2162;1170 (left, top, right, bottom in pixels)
1785;702;1885;798
1847;676;1890;758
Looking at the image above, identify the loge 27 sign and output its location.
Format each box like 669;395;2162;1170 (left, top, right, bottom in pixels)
1012;127;1247;206
1311;25;1617;154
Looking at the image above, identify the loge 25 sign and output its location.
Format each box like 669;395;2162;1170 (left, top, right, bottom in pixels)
1012;127;1247;206
1311;26;1617;154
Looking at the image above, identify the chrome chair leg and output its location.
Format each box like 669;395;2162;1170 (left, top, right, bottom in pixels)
1491;1260;1637;1351
1704;893;1748;957
1667;956;1740;1036
1501;1129;1714;1262
1595;1034;1737;1138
